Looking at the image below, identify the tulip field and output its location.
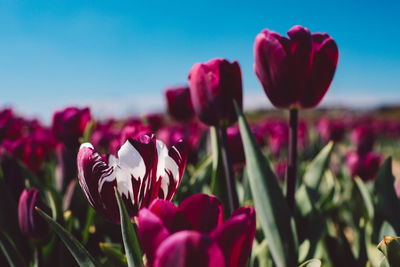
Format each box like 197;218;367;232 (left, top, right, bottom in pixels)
1;26;400;267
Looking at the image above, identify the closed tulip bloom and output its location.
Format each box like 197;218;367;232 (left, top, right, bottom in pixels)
351;125;376;154
254;25;338;109
138;194;255;267
77;134;187;224
18;188;49;239
188;58;243;127
346;151;381;181
165;86;195;122
52;107;91;148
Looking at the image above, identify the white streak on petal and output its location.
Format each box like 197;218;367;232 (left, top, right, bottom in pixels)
156;140;180;199
114;140;146;206
80;142;94;150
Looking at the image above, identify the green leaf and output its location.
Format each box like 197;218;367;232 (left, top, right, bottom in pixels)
235;102;298;267
82;206;96;245
374;157;400;234
303;141;334;192
0;231;26;267
99;242;128;267
35;207;101;267
354;177;374;220
298;259;321;267
114;188;143;267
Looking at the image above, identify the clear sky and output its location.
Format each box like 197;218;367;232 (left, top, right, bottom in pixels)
1;0;399;122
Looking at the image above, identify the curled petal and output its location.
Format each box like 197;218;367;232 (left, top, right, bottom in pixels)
155;140;187;201
177;194;224;233
77;143;119;223
138;208;170;265
153;231;226;267
210;206;256;267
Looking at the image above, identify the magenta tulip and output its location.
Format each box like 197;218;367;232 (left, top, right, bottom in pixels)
18;188;49;239
254;25;338;109
346;151;381;181
165;86;195;122
350;125;376;154
137;194;255;267
317;117;345;142
77;134;187;224
188;58;243;127
52;107;91;148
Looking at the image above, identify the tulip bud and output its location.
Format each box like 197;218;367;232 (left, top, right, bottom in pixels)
165;86;195;122
254;25;338;109
188;58;243;127
18;188;49;239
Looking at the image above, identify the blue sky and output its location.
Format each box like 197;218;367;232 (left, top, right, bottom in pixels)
1;0;399;122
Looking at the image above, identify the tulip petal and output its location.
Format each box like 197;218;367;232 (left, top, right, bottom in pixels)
155;140;187;201
177;194;224;233
301;33;338;108
210;207;256;267
153;231;226;267
254;30;295;108
137;208;170;265
77;143;119;223
148;199;179;231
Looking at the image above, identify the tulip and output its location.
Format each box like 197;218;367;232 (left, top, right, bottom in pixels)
254;25;338;210
52;107;91;149
350;125;376;154
18;188;49;239
317;117;345;143
188;58;242;127
137;194;255;267
254;25;338;109
165;86;195;122
346;151;381;181
1;129;54;173
143;113;164;131
77;134;187;224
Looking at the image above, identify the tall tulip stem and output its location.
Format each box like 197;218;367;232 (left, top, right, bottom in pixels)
219;127;239;214
286;109;298;212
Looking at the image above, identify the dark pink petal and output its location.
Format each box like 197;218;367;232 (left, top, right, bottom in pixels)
254;29;293;108
153;231;226;267
148;199;179;231
18;188;48;239
210;206;256;267
137;208;170;265
177;194;224;233
301;33;338;108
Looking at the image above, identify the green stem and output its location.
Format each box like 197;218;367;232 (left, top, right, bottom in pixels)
286;109;298;212
219;126;239;213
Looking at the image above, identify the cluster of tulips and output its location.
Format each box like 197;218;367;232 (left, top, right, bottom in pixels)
1;25;400;267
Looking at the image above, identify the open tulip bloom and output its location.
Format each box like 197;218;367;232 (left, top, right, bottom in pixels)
77;134;187;224
138;194;256;267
